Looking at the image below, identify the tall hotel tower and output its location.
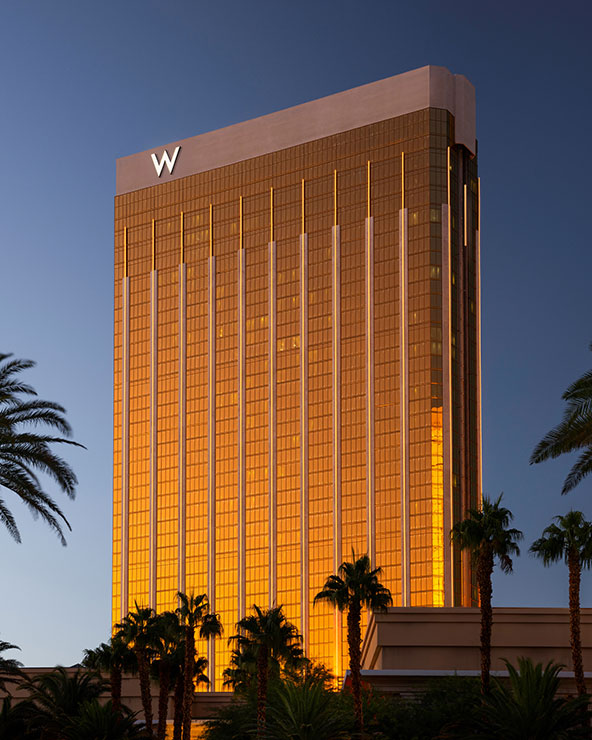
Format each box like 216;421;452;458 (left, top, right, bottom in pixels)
113;66;481;688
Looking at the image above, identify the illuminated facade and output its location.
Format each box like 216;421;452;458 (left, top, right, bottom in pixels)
113;65;481;689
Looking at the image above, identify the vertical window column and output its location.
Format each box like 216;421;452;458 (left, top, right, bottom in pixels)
121;227;130;619
299;183;309;652
149;220;158;611
207;206;216;689
476;178;483;506
332;168;342;676
398;154;410;607
269;188;277;608
238;198;246;622
178;213;187;598
441;196;453;607
365;161;375;564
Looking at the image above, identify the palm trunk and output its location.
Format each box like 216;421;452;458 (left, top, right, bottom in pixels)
347;601;363;737
110;664;122;714
568;547;586;696
173;672;184;740
477;548;494;695
256;646;268;740
157;663;172;740
136;649;153;736
182;625;195;740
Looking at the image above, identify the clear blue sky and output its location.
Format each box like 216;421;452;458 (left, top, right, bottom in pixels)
1;1;591;666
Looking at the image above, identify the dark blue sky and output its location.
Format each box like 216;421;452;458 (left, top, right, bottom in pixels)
1;1;591;665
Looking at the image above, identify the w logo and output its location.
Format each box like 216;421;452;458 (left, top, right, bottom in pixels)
151;146;181;177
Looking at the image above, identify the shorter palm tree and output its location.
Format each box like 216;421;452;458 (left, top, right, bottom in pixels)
451;494;522;694
115;604;156;734
230;605;304;740
83;635;137;713
314;554;392;737
176;593;222;740
530;510;592;696
150;611;185;740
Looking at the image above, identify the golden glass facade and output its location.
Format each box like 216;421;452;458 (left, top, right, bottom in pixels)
114;100;481;688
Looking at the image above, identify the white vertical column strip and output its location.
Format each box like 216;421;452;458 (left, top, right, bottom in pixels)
121;239;130;618
441;202;453;607
476;178;483;506
365;216;375;563
238;244;246;622
178;260;187;597
149;267;158;610
207;247;216;689
269;239;277;607
332;222;342;676
398;208;410;607
299;232;309;652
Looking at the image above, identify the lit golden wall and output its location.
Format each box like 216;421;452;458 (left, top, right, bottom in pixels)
113;107;480;687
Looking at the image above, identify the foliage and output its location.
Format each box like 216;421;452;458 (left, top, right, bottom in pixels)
19;666;108;739
0;353;82;544
451;495;522;693
530;345;592;493
461;658;590;739
265;678;349;740
362;676;482;739
63;700;150;740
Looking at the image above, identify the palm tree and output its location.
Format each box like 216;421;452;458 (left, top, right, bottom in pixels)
150;611;185;740
451;494;523;694
314;554;392;737
172;654;209;740
530;511;592;696
0;353;82;544
176;592;222;740
230;605;304;740
530;348;592;494
116;603;157;735
83;635;137;713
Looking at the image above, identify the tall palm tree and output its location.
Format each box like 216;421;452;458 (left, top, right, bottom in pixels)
530;511;592;696
176;592;222;740
116;603;156;735
83;635;137;714
314;554;392;737
230;604;304;740
0;353;82;544
531;348;592;494
451;494;523;694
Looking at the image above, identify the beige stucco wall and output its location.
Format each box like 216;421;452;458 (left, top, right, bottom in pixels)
362;607;592;673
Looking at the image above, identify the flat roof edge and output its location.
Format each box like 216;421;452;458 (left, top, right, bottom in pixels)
116;65;475;196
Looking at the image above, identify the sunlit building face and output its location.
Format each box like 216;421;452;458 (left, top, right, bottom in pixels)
113;65;481;689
